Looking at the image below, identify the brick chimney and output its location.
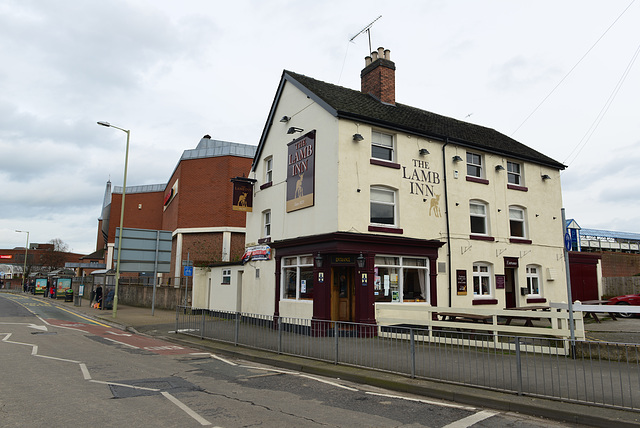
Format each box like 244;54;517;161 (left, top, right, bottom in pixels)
361;47;395;105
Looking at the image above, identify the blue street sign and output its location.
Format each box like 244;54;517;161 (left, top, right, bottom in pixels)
564;232;572;252
183;266;193;277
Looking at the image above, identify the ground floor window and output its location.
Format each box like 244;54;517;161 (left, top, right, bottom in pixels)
526;265;541;296
374;256;429;303
473;263;492;297
281;255;314;300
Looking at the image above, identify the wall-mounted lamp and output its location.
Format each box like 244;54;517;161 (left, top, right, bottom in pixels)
495;165;505;171
452;155;463;162
315;254;323;268
419;148;430;155
287;127;304;134
356;252;366;269
541;174;551;180
280;116;291;123
353;133;364;142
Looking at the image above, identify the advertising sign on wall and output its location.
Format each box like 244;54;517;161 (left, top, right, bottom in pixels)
286;130;315;212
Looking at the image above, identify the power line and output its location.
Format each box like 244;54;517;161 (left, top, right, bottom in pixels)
511;0;636;137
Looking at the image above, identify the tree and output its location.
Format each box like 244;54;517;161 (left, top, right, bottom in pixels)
39;238;70;271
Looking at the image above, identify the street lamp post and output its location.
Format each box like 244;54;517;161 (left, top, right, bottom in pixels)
15;230;29;291
97;121;130;318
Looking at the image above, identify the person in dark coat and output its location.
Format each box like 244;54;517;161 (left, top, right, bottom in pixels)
95;285;103;309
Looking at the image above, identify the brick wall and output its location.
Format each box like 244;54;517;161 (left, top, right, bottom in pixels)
600;252;640;277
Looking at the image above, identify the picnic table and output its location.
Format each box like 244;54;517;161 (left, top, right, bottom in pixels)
580;300;617;323
437;312;492;324
504;305;550;327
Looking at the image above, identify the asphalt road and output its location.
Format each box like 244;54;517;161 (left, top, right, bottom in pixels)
0;293;577;427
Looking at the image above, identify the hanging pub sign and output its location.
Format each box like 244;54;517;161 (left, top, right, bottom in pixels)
286;130;316;212
231;177;257;212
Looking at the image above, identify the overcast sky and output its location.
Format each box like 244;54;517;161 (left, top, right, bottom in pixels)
1;0;638;254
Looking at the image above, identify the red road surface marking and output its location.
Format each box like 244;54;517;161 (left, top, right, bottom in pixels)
47;319;198;355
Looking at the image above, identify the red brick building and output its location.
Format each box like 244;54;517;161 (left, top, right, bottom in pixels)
98;135;256;283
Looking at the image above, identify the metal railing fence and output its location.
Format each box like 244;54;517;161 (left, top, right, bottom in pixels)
176;306;640;412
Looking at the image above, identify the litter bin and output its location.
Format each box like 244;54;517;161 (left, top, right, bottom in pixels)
64;289;74;302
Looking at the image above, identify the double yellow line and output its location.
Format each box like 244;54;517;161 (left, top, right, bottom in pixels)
5;294;110;327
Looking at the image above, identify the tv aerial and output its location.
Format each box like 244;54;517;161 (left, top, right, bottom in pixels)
349;15;382;54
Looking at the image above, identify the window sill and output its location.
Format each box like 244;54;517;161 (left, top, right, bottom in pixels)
369;225;403;234
472;298;498;305
509;238;532;244
527;297;547;304
470;235;495;241
507;184;528;192
466;176;489;185
260;181;273;190
370;159;401;169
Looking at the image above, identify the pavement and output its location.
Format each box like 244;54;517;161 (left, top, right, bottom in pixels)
13;292;640;428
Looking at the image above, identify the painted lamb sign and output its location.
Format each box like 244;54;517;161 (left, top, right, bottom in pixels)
402;159;442;217
286;130;316;212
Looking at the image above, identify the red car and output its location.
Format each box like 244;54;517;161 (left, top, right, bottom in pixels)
607;294;640;318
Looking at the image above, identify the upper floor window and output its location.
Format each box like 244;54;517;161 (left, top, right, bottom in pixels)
466;152;483;178
507;161;522;186
526;265;541;296
371;187;396;226
469;201;488;235
473;263;492;297
264;156;273;183
509;206;526;238
281;255;314;300
263;210;271;238
371;131;394;162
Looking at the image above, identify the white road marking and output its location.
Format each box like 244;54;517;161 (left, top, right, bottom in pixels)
80;363;91;380
299;374;359;391
212;354;238;366
103;337;139;348
365;392;477;410
106;330;133;337
35;354;80;363
90;380;160;391
161;391;212;426
441;410;497;428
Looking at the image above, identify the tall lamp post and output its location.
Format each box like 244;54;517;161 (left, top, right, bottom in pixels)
15;230;29;291
97;121;130;318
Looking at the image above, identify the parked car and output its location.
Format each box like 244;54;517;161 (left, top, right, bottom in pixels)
607;294;640;318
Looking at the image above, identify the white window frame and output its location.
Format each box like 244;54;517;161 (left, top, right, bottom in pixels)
374;256;430;303
371;131;395;162
281;255;314;301
507;161;522;186
469;200;488;235
509;206;527;239
473;263;493;297
526;265;542;296
222;269;231;285
263;210;271;238
264;156;273;183
370;186;397;227
466;152;483;178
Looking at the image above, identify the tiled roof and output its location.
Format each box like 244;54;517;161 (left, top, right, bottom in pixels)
284;70;565;169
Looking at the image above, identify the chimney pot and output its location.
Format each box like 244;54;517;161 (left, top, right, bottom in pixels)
360;46;396;105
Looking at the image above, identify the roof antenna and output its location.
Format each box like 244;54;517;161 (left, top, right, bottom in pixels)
349;15;382;54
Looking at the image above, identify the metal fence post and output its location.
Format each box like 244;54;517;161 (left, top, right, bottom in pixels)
278;317;282;354
200;310;205;339
410;328;416;379
234;311;240;346
175;305;179;333
515;336;523;396
334;321;339;365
